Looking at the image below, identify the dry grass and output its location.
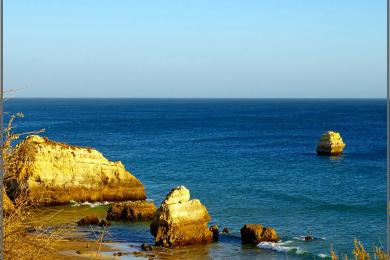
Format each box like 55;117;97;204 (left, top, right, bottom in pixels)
2;113;54;259
2;113;109;259
3;187;67;259
331;239;388;260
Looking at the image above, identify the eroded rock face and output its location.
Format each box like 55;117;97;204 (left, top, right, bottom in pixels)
106;201;156;221
316;131;346;155
150;186;217;247
240;224;279;244
77;215;109;227
5;135;146;205
3;190;14;215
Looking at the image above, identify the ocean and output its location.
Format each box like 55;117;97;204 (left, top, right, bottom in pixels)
5;98;387;259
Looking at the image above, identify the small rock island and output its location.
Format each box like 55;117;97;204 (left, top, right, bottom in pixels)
316;131;346;155
240;224;279;244
150;186;218;247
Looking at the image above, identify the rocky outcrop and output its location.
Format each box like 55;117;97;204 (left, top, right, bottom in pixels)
222;227;230;234
5;135;146;205
106;201;156;221
150;186;217;247
77;215;109;227
304;235;313;241
316;131;346;155
240;224;279;244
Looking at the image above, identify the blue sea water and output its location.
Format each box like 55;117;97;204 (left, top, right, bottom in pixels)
5;98;387;259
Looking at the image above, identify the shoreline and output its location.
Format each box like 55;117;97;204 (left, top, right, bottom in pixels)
24;203;332;260
3;122;386;259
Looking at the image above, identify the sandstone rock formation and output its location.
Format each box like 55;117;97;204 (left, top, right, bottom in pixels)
106;201;156;221
150;186;217;247
240;224;279;244
77;215;109;227
5;135;146;205
316;131;346;155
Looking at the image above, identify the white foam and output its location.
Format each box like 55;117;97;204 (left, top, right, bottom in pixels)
296;248;307;255
257;241;298;253
318;253;329;258
70;200;110;208
293;235;326;241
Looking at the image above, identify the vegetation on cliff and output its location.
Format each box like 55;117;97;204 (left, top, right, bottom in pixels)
5;135;146;205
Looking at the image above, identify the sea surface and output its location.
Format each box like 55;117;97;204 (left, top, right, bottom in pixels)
5;98;387;259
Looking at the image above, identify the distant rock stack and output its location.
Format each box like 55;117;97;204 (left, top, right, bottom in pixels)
316;131;346;155
5;135;146;205
150;186;218;247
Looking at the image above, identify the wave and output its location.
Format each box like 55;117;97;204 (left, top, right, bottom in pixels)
318;253;330;258
293;236;326;241
257;241;298;253
257;241;331;259
70;200;110;208
70;199;155;208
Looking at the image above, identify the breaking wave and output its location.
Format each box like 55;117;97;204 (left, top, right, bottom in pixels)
257;241;298;253
70;200;110;208
293;236;326;241
257;241;331;259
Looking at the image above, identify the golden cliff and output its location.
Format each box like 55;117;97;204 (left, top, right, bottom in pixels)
150;186;217;247
316;131;346;155
5;135;146;205
3;190;14;215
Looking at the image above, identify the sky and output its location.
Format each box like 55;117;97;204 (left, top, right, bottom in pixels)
4;0;387;98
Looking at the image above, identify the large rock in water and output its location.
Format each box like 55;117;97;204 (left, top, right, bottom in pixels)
240;224;279;244
107;201;156;221
4;135;146;205
316;131;346;155
150;186;217;247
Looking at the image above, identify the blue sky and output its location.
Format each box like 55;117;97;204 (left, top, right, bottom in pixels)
5;0;386;98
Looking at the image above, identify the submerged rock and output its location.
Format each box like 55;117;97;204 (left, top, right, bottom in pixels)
77;215;109;227
113;252;129;257
240;224;279;244
141;243;154;251
222;227;230;234
5;135;146;205
210;224;219;241
304;235;313;241
106;201;156;221
316;131;346;155
150;186;217;247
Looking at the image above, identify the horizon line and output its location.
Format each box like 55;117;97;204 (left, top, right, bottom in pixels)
6;97;387;100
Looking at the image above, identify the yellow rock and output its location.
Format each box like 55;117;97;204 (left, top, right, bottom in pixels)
316;131;346;155
5;135;146;205
106;201;157;221
3;190;14;215
150;186;217;247
240;224;279;244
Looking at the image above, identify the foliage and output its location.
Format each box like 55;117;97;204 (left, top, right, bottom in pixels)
331;239;388;260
